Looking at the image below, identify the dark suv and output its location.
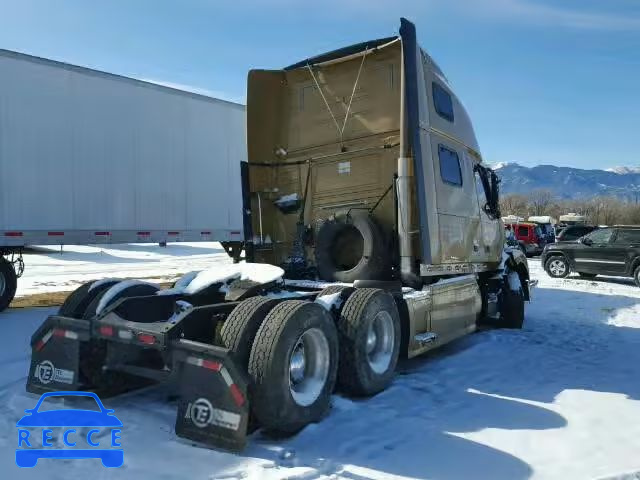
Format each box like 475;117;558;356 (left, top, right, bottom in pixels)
541;226;640;285
555;225;598;242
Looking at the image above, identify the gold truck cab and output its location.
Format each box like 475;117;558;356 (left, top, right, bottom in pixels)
244;19;504;286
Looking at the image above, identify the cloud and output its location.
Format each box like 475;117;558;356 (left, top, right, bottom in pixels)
457;0;640;31
137;78;244;104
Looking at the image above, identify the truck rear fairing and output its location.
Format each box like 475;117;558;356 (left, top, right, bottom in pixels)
244;19;504;285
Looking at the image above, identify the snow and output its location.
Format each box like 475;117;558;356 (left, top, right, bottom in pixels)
182;263;284;295
95;280;159;314
274;193;299;204
315;292;343;311
2;247;640;479
15;243;230;298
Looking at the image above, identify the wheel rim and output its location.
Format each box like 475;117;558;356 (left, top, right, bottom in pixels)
366;310;395;374
288;328;330;407
0;272;5;296
548;259;566;276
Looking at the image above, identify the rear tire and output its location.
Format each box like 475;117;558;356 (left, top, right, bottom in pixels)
248;300;338;435
59;279;120;318
79;281;160;391
221;296;279;370
316;285;355;315
337;288;401;396
634;266;640;287
500;272;525;329
83;281;160;319
0;258;17;312
545;256;570;278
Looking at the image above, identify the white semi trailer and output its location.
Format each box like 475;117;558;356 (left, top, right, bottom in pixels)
0;49;245;311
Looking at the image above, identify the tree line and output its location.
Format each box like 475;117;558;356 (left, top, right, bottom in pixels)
500;190;640;226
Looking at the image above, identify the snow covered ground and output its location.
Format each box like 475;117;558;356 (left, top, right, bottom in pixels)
15;242;230;297
2;247;640;479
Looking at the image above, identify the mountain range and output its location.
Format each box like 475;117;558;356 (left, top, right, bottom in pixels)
492;163;640;200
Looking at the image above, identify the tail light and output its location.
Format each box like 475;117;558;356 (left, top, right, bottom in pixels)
137;333;156;345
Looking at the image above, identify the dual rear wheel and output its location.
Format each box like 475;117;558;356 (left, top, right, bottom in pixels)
223;287;400;435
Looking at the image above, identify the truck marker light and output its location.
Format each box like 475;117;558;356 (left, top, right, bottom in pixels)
5;231;23;237
99;326;114;337
53;328;78;340
94;231;111;236
47;232;65;236
137;231;151;236
137;333;156;345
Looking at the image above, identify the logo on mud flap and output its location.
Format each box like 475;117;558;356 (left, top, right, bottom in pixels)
185;398;241;431
35;360;74;385
189;398;214;428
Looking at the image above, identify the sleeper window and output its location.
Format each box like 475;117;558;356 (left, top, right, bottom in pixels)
438;145;462;186
433;82;454;122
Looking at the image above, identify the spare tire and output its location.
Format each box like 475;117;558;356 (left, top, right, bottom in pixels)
315;213;390;283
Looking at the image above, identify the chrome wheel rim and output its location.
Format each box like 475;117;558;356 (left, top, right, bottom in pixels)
548;259;567;277
288;328;330;407
366;310;395;374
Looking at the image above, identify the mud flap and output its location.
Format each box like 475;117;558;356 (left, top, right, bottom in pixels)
173;339;250;451
26;316;90;394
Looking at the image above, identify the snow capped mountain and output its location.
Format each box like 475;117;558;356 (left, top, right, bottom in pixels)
606;166;640;175
495;163;640;200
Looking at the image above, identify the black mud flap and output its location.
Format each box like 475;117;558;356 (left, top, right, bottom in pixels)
172;339;250;452
26;316;90;395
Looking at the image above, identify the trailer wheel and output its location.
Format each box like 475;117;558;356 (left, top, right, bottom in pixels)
0;257;17;312
59;279;120;318
83;281;160;319
499;272;525;329
337;288;400;396
221;297;279;370
248;300;338;435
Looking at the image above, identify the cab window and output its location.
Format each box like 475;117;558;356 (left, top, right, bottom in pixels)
585;228;613;244
432;82;454;122
615;229;640;244
438;145;462;186
517;226;528;237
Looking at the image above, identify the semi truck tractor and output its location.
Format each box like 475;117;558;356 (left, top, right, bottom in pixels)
25;19;533;452
0;48;245;311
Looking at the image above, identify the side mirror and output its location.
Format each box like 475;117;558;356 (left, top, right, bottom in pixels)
582;237;593;246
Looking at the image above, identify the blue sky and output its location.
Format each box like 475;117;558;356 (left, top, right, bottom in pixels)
1;0;638;170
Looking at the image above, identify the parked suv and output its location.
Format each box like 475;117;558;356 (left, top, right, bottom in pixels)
541;226;640;285
555;224;598;242
505;222;545;256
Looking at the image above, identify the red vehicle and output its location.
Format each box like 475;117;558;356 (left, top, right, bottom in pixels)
505;222;546;257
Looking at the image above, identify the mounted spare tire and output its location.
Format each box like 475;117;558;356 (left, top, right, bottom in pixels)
315;213;389;283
